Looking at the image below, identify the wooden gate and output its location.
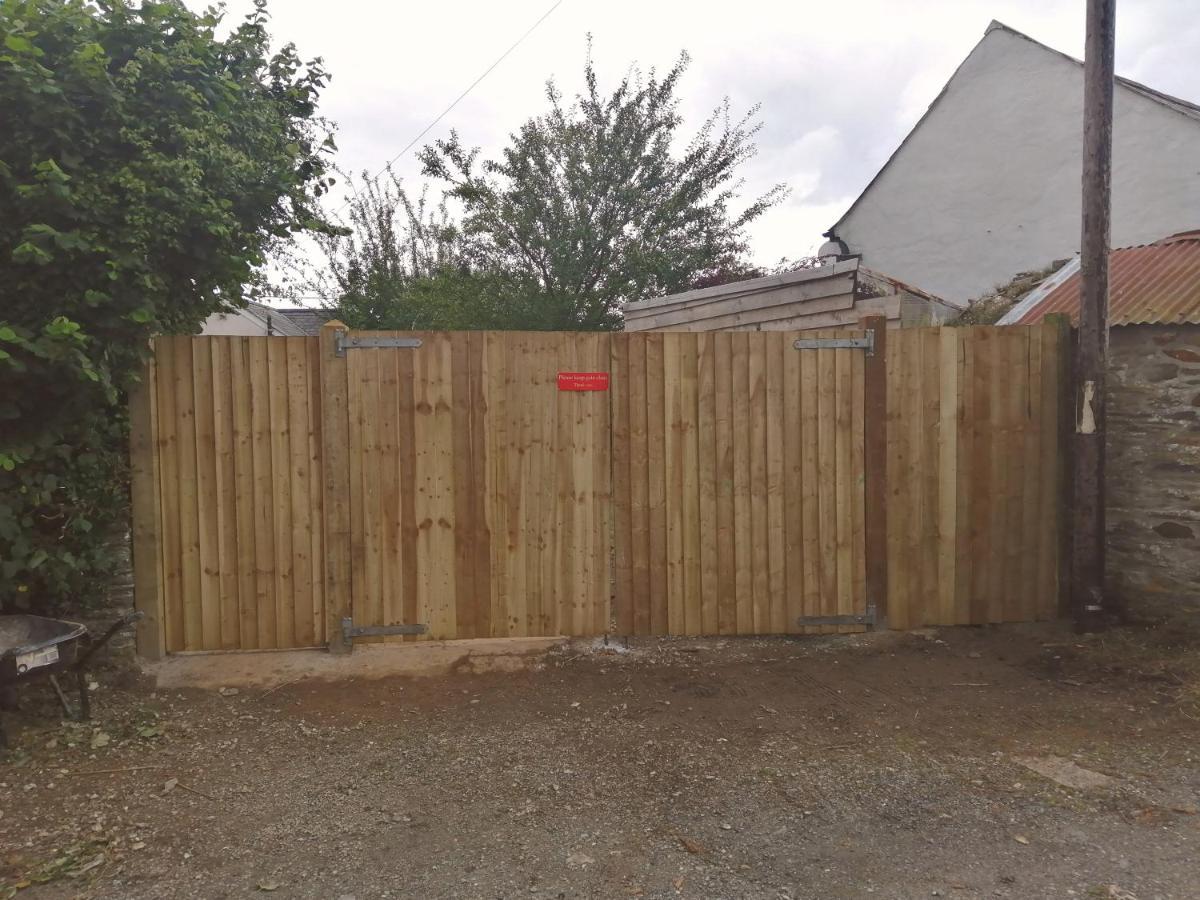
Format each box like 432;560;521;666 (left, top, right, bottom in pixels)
611;331;868;636
129;321;1068;658
327;331;611;645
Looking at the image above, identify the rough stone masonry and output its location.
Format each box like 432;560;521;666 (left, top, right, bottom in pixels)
1106;325;1200;607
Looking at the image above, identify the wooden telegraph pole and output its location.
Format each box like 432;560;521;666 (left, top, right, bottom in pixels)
1073;0;1117;630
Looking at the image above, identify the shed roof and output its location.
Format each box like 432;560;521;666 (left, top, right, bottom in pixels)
999;231;1200;326
275;307;333;336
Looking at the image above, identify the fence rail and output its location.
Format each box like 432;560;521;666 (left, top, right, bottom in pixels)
130;321;1069;657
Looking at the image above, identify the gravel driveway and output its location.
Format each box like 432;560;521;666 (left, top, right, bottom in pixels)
2;618;1199;899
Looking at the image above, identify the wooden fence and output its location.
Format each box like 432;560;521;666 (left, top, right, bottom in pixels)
129;321;1068;657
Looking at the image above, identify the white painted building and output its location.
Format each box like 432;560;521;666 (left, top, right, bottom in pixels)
824;21;1200;305
199;302;329;336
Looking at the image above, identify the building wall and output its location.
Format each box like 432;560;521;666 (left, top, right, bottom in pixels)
834;25;1200;304
199;308;270;336
1106;326;1200;607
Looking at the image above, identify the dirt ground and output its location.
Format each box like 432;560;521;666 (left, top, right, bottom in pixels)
3;608;1200;900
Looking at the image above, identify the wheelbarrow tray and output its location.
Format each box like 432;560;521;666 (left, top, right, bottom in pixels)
0;615;87;682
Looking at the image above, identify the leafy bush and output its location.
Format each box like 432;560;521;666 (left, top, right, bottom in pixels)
0;0;334;613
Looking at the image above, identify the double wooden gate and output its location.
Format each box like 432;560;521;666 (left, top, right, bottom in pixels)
129;321;1067;657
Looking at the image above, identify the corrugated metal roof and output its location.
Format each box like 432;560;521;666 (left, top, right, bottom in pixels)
1006;231;1200;326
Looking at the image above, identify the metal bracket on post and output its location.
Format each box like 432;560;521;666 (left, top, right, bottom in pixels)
793;332;875;355
796;601;878;630
334;334;423;357
340;617;429;644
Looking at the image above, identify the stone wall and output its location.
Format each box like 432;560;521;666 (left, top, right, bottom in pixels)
1106;325;1200;607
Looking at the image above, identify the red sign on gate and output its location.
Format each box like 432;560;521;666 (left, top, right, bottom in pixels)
557;371;610;391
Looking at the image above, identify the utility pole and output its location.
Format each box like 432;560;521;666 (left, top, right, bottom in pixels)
1073;0;1116;630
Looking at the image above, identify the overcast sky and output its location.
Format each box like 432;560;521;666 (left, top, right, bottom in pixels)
206;0;1198;272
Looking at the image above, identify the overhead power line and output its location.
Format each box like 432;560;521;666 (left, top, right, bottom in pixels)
334;0;565;214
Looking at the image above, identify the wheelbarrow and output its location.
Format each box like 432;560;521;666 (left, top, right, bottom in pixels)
0;610;143;748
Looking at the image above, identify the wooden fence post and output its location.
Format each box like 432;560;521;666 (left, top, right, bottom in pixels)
321;321;353;654
860;316;888;628
129;350;165;660
1046;313;1075;617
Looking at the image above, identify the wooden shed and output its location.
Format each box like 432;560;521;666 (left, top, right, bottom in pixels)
623;258;962;333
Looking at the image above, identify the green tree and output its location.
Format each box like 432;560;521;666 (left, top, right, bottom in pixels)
418;47;786;329
304;167;544;331
0;0;335;612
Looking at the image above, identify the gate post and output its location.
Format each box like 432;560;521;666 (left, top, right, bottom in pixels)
860;316;889;628
320;320;353;654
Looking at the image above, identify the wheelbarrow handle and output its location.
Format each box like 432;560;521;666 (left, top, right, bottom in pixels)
71;610;144;672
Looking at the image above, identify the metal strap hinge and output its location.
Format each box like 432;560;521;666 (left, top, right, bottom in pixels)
334;334;422;357
793;332;874;356
341;617;429;642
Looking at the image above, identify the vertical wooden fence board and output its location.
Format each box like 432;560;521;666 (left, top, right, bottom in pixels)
419;334;458;639
190;338;221;649
229;340;258;648
952;330;975;625
172;338;203;651
815;340;839;625
611;334;634;634
1018;328;1044;623
375;348;402;634
730;333;753;632
153;340;184;653
285;338;315;648
318;325;350;653
680;334;702;637
629;334;651;636
538;336;560;634
210;338;239;649
593;333;614;636
555;333;578;636
483;332;508;637
249;338;277;648
394;345;420;639
833;340;854;622
267;339;296;646
764;334;786;634
451;333;478;638
1039;322;1064;619
859;317;887;628
468;332;494;639
645;333;668;635
713;333;737;635
306;338;325;646
663;333;685;635
782;331;805;633
936;328;961;627
129;352;165;659
966;329;993;624
850;338;867;627
748;336;770;633
798;338;821;631
918;328;942;627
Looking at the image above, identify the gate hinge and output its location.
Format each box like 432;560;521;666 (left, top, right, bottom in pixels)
793;332;874;356
334;334;422;357
341;617;429;642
